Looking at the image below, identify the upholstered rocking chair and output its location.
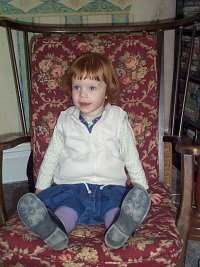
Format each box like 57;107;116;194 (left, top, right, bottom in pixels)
0;17;199;267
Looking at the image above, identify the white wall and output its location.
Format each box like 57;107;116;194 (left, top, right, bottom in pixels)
133;0;176;132
0;28;22;134
133;0;176;21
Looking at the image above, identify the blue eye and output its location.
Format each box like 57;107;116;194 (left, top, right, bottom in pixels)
90;86;96;91
73;85;80;91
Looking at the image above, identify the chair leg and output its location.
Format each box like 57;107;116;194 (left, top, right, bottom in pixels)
176;153;194;267
0;150;6;225
27;151;35;193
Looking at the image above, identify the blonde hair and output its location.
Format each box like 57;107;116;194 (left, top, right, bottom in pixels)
63;52;120;104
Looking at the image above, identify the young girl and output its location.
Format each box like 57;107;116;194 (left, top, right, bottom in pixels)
18;52;161;251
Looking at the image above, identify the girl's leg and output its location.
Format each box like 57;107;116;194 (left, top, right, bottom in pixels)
55;206;78;233
17;193;68;250
104;207;119;229
18;185;83;250
105;184;151;249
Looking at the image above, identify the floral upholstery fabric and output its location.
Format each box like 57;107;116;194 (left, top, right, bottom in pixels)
0;33;182;266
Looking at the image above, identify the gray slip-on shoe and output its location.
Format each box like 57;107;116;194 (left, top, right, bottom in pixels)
105;184;151;249
17;193;68;250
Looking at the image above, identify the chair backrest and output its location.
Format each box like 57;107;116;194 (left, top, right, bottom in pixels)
31;33;159;187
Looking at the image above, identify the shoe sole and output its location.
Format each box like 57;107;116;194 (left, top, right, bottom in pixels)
17;193;68;250
105;185;151;249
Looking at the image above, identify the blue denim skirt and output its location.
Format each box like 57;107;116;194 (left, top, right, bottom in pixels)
37;183;129;225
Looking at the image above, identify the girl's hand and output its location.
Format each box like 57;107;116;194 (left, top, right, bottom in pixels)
150;193;162;205
35;188;43;194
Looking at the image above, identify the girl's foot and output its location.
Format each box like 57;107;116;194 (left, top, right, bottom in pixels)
17;193;68;250
105;184;151;249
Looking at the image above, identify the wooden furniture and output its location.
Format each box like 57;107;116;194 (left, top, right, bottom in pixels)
175;3;200;241
0;16;200;266
170;7;200;240
189;156;200;240
175;137;200;242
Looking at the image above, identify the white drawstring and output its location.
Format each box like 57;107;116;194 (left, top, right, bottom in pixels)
100;185;107;190
83;183;92;194
83;183;107;193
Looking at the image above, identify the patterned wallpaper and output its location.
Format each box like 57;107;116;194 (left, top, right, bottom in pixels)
0;0;134;24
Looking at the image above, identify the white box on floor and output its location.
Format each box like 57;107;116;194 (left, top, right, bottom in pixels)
2;142;31;183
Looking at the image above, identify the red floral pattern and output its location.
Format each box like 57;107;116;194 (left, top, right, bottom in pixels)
0;33;182;266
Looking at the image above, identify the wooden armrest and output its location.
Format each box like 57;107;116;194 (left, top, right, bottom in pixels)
163;135;200;155
176;142;200;156
0;133;31;151
163;135;182;143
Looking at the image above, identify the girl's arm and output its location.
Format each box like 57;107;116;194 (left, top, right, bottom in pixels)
120;113;163;204
120;115;148;190
35;115;64;191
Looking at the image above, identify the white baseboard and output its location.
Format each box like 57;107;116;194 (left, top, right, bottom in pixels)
2;142;31;184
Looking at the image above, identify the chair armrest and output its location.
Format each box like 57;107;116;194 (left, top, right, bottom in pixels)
163;134;200;154
0;132;31;151
0;133;31;225
176;141;200;156
163;134;182;143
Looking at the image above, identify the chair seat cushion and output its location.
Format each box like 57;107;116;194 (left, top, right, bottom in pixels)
0;183;182;267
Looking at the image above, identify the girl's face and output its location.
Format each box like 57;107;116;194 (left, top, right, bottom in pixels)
72;77;107;119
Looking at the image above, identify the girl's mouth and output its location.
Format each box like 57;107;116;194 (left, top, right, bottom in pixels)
79;102;91;107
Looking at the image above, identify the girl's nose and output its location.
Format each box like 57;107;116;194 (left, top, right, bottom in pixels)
80;88;87;97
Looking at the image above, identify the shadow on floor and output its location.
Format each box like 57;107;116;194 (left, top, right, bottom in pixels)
3;181;29;217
